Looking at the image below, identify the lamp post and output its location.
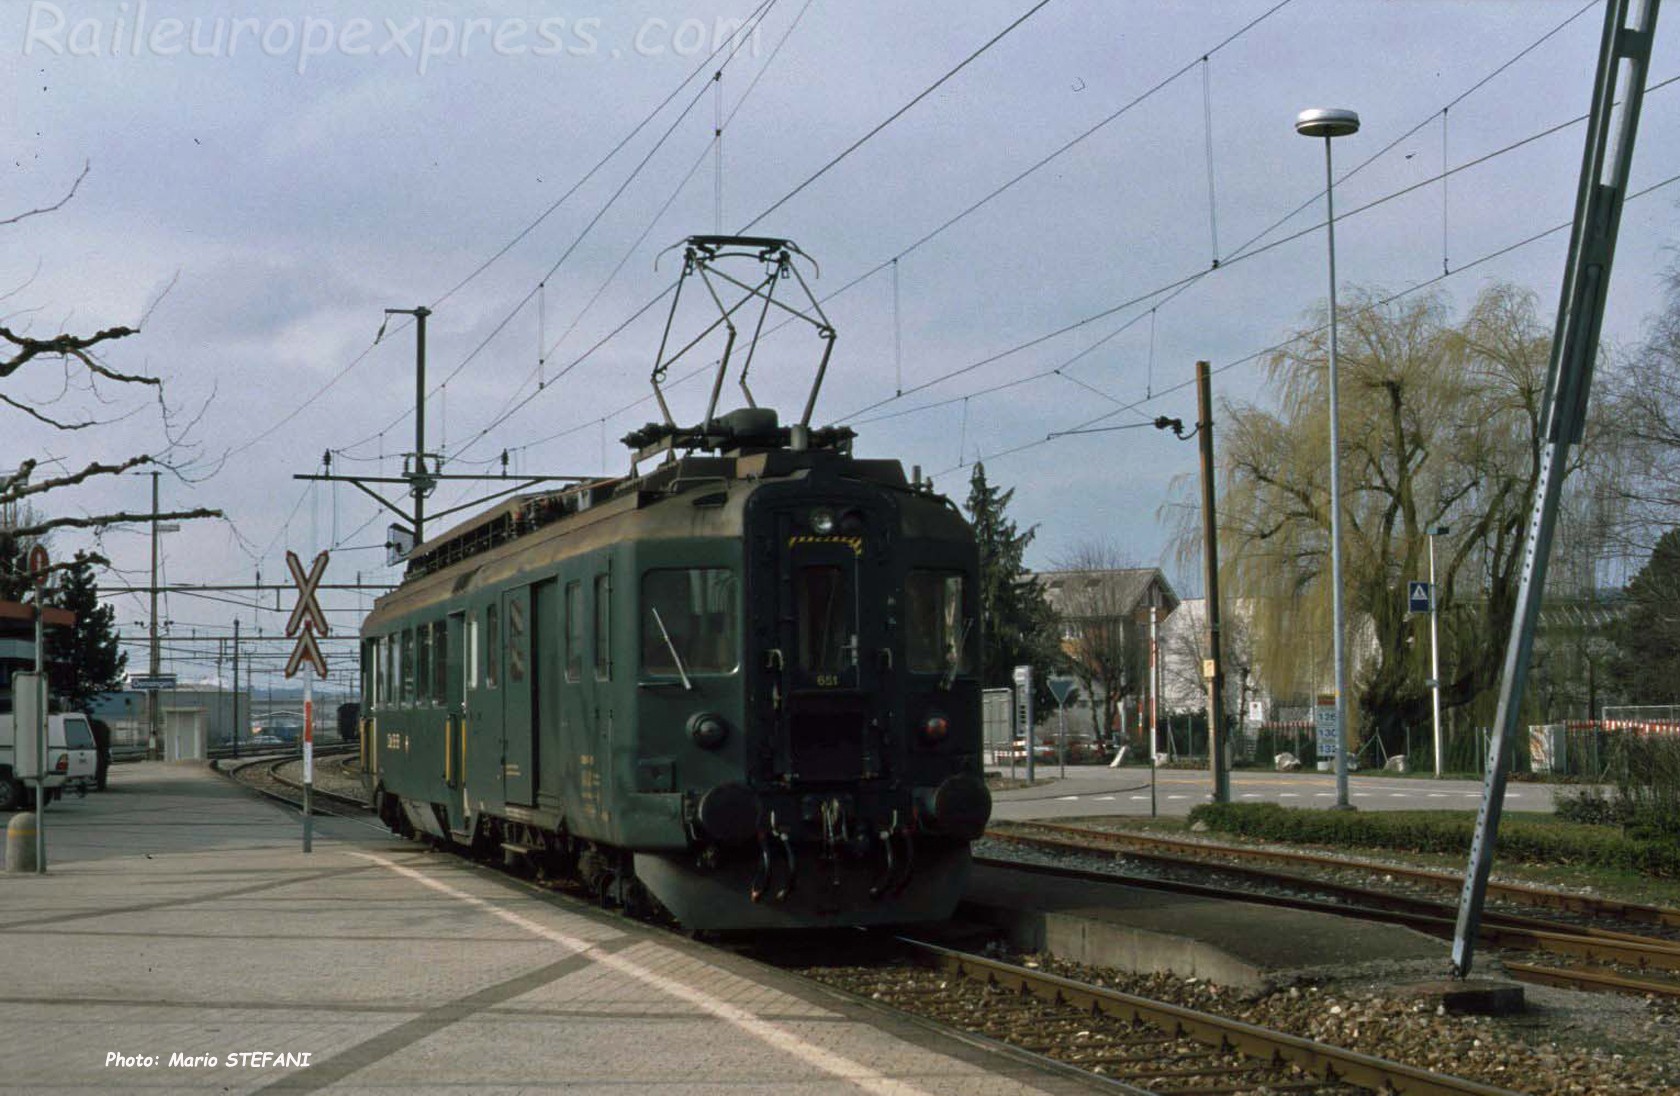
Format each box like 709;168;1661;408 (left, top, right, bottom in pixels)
1296;107;1359;810
1428;525;1449;776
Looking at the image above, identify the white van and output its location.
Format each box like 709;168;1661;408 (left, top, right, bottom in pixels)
0;711;99;810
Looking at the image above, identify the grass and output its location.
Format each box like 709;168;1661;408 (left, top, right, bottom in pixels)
1055;809;1680;909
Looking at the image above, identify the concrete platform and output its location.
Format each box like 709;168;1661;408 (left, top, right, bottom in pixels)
0;763;1108;1094
963;862;1451;994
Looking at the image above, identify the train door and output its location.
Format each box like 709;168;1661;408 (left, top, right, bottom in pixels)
531;581;558;805
442;613;465;810
464;603;500;813
774;531;882;782
501;585;536;806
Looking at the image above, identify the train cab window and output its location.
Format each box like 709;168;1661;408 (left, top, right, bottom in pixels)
564;582;582;681
434;620;450;702
416;624;433;704
642;568;738;674
485;604;500;689
593;574;612;679
906;571;971;674
368;639;382;708
382;636;395;708
797;565;852;674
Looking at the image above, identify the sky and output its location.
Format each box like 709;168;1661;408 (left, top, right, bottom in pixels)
4;0;1679;692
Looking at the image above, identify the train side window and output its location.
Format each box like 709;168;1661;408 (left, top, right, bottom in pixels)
434;620;450;702
906;571;970;674
383;635;395;708
594;574;612;680
400;628;415;705
466;615;479;690
416;623;432;704
369;638;382;708
642;568;738;674
485;604;500;689
564;582;582;681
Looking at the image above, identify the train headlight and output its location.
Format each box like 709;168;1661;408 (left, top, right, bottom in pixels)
918;713;951;746
688;712;729;749
809;507;836;534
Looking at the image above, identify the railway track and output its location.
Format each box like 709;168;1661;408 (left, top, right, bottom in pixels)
217;762;1654;1090
984;822;1680;1001
795;937;1522;1095
221;749;372;821
990;821;1680;932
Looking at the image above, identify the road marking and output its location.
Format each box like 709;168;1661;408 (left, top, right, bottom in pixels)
1428;793;1448;798
1057;795;1080;801
1131;795;1149;801
1095;796;1116;801
1315;792;1335;798
1242;793;1263;799
1168;794;1187;800
1390;793;1410;798
1353;793;1372;798
1279;793;1298;798
351;853;932;1096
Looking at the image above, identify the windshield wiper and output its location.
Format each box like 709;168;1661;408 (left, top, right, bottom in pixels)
651;608;693;691
940;618;974;690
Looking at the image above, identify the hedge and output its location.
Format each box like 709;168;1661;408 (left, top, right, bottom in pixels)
1185;802;1680;879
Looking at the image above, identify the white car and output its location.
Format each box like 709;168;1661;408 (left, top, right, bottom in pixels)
0;712;99;809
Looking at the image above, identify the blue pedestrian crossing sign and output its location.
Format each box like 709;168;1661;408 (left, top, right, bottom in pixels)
1408;581;1433;613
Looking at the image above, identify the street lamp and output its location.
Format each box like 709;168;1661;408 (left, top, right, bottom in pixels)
1428;525;1450;777
1296;107;1360;809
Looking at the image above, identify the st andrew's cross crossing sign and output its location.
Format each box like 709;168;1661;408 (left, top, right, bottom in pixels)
284;549;330;680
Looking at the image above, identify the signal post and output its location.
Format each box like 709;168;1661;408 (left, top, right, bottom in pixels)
284;550;331;852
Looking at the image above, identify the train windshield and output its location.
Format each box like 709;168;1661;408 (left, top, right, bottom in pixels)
642;568;739;674
906;571;969;674
797;564;853;674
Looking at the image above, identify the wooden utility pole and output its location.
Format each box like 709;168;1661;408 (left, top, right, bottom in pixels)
1197;360;1230;803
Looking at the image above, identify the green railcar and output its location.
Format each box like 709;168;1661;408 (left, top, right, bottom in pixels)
359;409;989;929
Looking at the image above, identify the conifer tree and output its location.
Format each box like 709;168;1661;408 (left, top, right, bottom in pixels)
46;551;128;712
965;462;1058;707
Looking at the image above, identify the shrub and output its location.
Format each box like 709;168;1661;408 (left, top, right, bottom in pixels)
1185;802;1680;879
1554;785;1624;827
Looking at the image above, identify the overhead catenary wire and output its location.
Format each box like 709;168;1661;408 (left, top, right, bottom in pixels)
737;0;1057;232
318;0;781;464
933;169;1680;479
842;71;1680;427
443;0;1296;462
430;2;808;466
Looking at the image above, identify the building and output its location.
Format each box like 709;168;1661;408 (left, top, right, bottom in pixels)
0;599;75;701
89;687;249;759
1033;568;1179;738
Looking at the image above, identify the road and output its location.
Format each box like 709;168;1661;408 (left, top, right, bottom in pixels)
989;764;1563;822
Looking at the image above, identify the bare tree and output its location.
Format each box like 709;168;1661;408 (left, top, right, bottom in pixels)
1;168;219;578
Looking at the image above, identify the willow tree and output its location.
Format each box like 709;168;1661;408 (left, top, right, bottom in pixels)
1215;284;1601;755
